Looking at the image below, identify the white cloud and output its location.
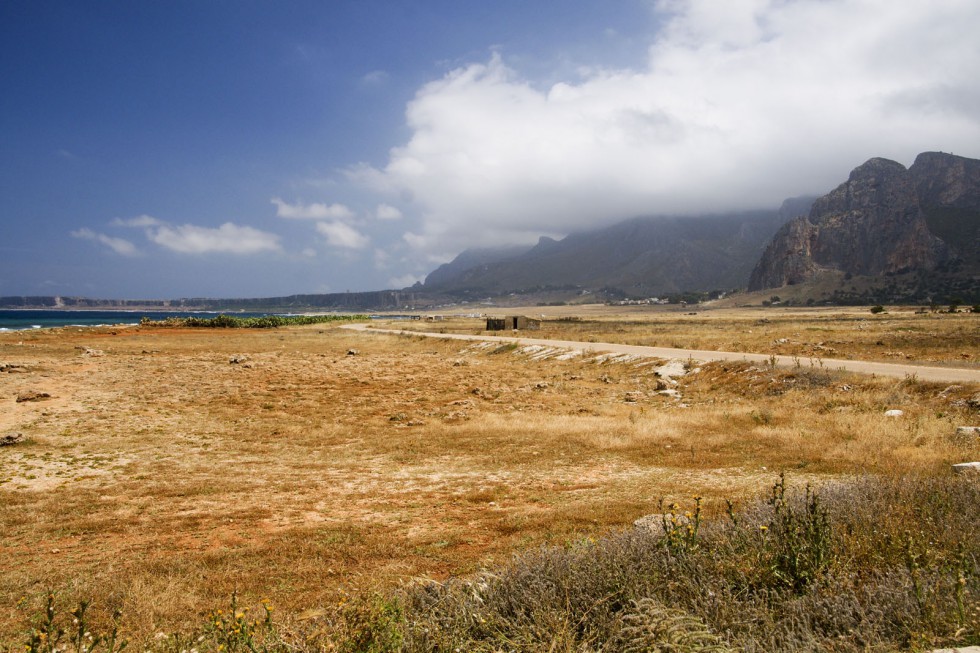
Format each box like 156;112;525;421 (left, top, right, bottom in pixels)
316;221;370;249
375;203;403;220
402;232;428;250
271;197;356;221
389;273;424;288
71;228;140;257
301;247;317;258
148;223;282;254
361;70;390;86
112;214;162;228
353;0;980;256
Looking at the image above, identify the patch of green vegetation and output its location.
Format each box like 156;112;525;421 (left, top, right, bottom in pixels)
139;314;367;329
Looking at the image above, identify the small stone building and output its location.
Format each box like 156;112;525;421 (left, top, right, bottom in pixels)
486;315;541;331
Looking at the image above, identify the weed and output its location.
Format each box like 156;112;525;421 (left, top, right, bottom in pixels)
20;594;126;653
613;598;733;652
765;473;833;593
202;593;277;653
749;409;773;426
659;496;703;554
337;594;404;653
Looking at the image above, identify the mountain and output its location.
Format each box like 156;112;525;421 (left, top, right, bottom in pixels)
423;245;533;288
749;152;980;302
424;202;811;298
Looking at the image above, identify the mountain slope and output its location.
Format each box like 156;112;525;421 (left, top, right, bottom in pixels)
749;152;980;302
425;202;810;298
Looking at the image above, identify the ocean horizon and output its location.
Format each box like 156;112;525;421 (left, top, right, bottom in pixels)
0;309;275;332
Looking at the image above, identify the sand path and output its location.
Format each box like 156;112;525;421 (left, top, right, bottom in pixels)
343;323;980;384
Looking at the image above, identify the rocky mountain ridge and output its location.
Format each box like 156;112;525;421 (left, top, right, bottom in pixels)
749;152;980;302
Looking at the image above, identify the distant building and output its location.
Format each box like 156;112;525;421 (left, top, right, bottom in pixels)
486;316;541;331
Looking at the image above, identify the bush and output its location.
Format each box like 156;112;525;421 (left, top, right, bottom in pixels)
870;305;885;314
392;474;980;652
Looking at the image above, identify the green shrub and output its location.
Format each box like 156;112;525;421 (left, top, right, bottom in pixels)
338;595;404;653
764;473;833;593
139;314;367;329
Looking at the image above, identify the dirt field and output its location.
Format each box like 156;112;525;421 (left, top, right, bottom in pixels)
1;307;977;643
391;304;980;366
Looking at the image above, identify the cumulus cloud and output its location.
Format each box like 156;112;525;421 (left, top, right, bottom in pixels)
316;221;370;249
375;203;403;220
71;228;140;257
148;223;282;254
271;197;356;221
353;0;980;256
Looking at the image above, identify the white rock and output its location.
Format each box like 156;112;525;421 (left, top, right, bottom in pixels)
884;409;904;417
955;426;980;437
951;462;980;475
654;360;688;379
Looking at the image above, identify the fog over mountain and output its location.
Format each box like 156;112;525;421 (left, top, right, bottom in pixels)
423;199;814;297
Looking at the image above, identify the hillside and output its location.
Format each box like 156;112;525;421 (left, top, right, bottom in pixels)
423;199;812;299
749;152;980;304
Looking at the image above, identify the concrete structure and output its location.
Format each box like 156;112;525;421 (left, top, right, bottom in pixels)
487;316;541;331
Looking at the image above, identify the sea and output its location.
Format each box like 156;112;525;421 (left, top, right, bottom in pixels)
0;309;275;332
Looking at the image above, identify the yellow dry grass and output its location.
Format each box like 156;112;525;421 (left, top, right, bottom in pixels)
0;308;977;643
393;304;980;365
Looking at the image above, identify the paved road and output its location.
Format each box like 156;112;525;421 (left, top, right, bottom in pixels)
342;323;980;384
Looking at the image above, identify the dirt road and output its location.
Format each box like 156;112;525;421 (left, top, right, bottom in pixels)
343;323;980;384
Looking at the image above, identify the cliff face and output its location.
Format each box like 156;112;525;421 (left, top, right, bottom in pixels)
747;153;976;291
910;151;980;209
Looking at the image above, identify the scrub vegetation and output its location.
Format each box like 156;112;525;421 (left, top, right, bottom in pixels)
139;314;367;329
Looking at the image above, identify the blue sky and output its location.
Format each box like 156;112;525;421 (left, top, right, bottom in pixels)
2;0;978;299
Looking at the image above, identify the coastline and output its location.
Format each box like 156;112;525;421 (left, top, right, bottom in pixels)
0;308;277;332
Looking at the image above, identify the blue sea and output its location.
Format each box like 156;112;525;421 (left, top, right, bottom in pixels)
0;309;274;332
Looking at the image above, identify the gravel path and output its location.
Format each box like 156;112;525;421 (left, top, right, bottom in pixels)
343;324;980;384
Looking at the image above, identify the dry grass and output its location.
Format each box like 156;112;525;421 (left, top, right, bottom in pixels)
0;309;977;646
391;304;980;365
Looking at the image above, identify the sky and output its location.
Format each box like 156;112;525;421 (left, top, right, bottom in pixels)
2;0;979;300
